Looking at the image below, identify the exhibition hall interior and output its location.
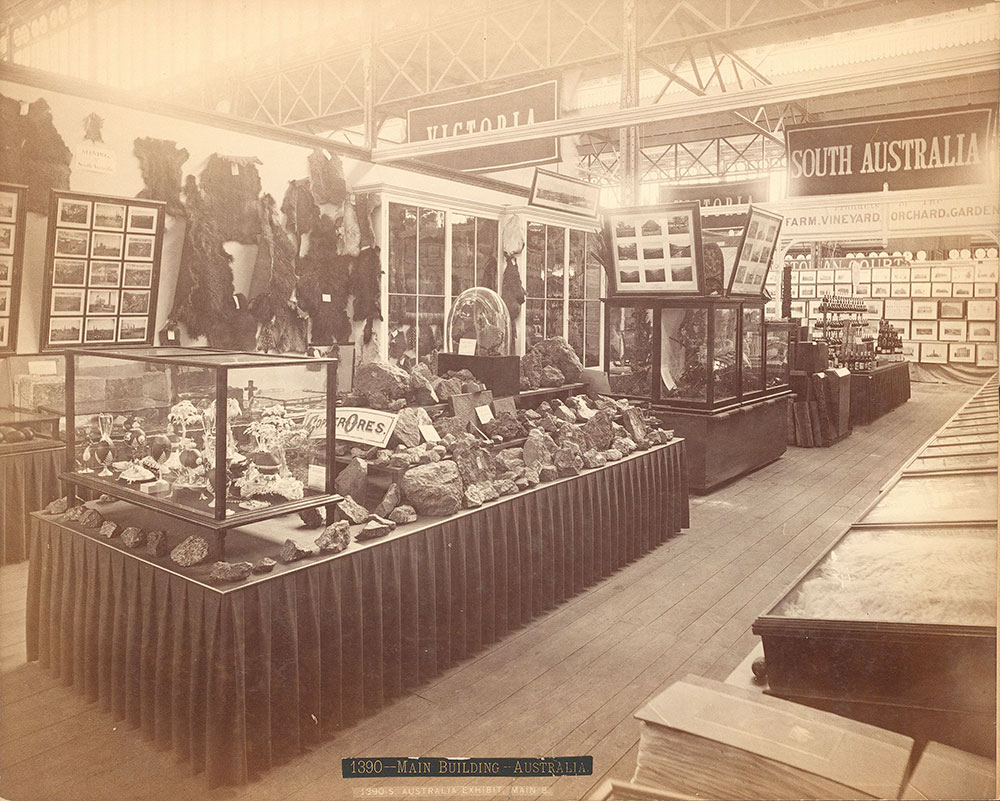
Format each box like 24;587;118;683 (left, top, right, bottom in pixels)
0;1;997;799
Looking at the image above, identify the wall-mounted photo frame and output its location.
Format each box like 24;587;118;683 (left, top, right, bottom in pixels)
888;320;911;339
861;299;884;318
884;299;911;319
528;168;601;218
948;343;976;363
789;301;806;318
857;268;872;283
953;283;974;298
974;282;997;297
911;283;931;297
890;284;909;297
974;261;998;282
900;341;918;361
912;300;938;319
966;300;997;321
816;284;834;297
938;320;966;341
834;269;853;284
931;283;952;297
938;300;966;319
855;284;871;297
968;321;997;342
605;202;704;295
920;342;947;363
816;269;835;284
798;270;816;284
727;206;783;296
871;283;890;297
931;266;952;282
833;284;852;296
890;267;910;282
799;284;817;299
976;343;998;367
871;268;891;283
951;264;975;283
910;267;931;282
40;190;165;350
0;183;26;353
911;321;939;341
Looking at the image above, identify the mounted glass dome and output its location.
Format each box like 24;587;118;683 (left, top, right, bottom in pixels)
445;287;513;356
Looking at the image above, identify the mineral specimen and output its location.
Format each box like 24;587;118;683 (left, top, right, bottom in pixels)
553;445;583;477
393;405;433;448
612;436;638;456
408;362;440;405
540;365;565;387
494;478;518;496
121;527;145;548
171;535;210;567
582;409;615;452
388;505;417;525
98;521;120;539
621;406;648;442
337;495;370;524
252;557;276;574
210;561;254;582
523;428;557;468
65;504;88;522
525;337;584;384
523;465;541;486
79;509;104;529
298;507;325;528
43;496;69;515
484;412;526;441
146;530;170;556
356;518;392;541
335;457;368;499
582;449;608;469
278;539;312;563
539;464;559;482
464;484;486;508
353;361;410;404
401;461;463;516
477;481;500;502
603;448;624;462
373;483;401;518
315;520;352;553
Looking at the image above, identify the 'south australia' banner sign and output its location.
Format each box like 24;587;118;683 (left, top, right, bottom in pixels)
785;106;992;197
407;80;558;173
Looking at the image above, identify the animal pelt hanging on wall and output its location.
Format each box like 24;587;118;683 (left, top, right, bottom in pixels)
296;214;352;345
199;154;263;244
0;95;72;213
501;255;526;320
167;175;237;340
354;193;377;249
206;293;259;351
281;178;320;239
347;246;383;344
256;302;310;354
133;137;189;217
308;148;347;206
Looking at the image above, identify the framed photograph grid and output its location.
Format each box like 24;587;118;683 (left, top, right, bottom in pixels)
0;183;27;353
728;205;783;296
41;191;164;350
606;202;704;295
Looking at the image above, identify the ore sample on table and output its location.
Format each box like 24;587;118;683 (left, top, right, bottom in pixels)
64;504;88;522
121;527;146;548
621;406;648;442
538;464;559;482
315;520;352;553
539;365;565;387
582;449;608;469
146;529;170;556
494;478;518;496
612;436;638;456
278;539;312;563
523;465;541;486
393;405;433;448
581;408;615;452
252;557;276;574
483;412;526;441
356;518;393;541
171;535;210;567
555;422;588;452
464;484;486;508
98;521;121;539
523;428;557;468
79;508;105;529
353;361;410;405
210;561;254;582
97;494;115;504
401;460;464;516
388;504;418;525
43;496;69;515
603;448;624;462
373;483;401;518
298;506;326;528
337;495;370;524
335;456;368;499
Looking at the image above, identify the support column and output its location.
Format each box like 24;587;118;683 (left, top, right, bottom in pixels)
362;1;378;150
619;0;640;205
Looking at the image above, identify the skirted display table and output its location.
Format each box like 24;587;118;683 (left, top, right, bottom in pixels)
1;439;65;564
26;440;688;787
849;362;911;426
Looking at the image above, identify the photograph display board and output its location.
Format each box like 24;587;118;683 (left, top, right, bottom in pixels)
728;206;783;297
606;203;704;294
528;168;601;218
40;191;164;350
0;183;27;353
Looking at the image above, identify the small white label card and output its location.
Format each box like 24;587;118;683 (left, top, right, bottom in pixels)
475;404;495;424
419;424;441;443
458;338;477;355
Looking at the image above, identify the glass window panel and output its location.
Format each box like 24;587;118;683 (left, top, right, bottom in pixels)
546;299;564;339
608;306;653;398
546;225;565;299
713;307;739;403
387;203;416;294
476;217;499;289
567;299;585;361
660;307;707;402
388;294;416;363
417;295;445;360
451;213;475;296
568;229;585;299
417;208;445;295
585;233;602;299
766;326;790;388
525;299;545;348
585;300;601;367
525;222;545;298
742;307;763;393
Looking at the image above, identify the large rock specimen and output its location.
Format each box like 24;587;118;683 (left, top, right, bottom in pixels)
388;504;417;525
79;508;104;529
409;362;440;405
171;535;210;567
582;449;608;469
401;461;463;516
393;405;433;448
539;365;565;387
483;412;526;442
356;516;393;541
315;520;352;553
353;361;410;404
146;530;170;556
43;496;69;515
555;422;588;452
298;507;325;528
98;521;121;539
337;495;369;524
621;406;648;442
464;484;486;508
121;527;145;548
210;561;253;582
373;483;401;518
582;409;615;452
252;557;276;574
335;457;368;498
553;445;583;477
523;428;557;468
525;337;583;385
279;539;312;563
612;436;638;456
519;349;544;390
450;440;498;485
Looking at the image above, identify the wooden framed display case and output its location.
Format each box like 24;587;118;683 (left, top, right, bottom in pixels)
61;346;341;551
603;295;791;492
0;407;61;454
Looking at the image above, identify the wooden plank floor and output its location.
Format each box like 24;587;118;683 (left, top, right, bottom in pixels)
0;381;981;801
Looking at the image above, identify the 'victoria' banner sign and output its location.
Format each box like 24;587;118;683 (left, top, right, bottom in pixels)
407;81;559;173
659;177;769;207
785;106;992;197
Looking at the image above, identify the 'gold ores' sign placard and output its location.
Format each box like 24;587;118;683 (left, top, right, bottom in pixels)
335;407;397;448
785;106;993;196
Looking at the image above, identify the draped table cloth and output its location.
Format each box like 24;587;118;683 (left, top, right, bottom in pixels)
27;440;688;787
850;362;911;426
1;440;64;564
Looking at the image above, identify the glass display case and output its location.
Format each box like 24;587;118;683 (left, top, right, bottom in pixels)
0;407;61;453
62;347;340;531
444;287;512;356
764;320;795;389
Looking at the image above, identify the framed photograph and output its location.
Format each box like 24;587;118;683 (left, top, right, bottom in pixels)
528;168;601;218
939;300;966;319
968;321;997;342
951;265;975;282
0;224;14;255
120;289;150;315
912;300;938;319
884;299;911;319
798;270;816;284
0;190;17;222
900;341;918;361
50;287;85;316
910;267;931;282
855;284;871;296
789;301;807;318
88;260;122;287
127;206;159;233
911;321;939;341
0;319;7;348
727;206;782;297
0;286;9;314
606;203;703;294
862;299;884;319
92;202;126;231
974;282;997;297
124;234;156;261
56;197;92;228
976;343;998;367
123;263;154;288
788;270;799;285
857;268;872;283
931;266;952;282
939;321;966;341
974;261;998;281
890;267;910;282
118;316;149;342
91;231;124;259
0;255;12;286
798;284;817;299
920;342;947;363
54;229;90;257
871;268;891;283
789;285;799;299
888;320;911;339
911;283;931;297
53;258;88;286
833;284;852;296
48;316;83;345
931;283;952;297
816;269;835;284
816;284;834;297
808;300;826;318
84;317;117;343
86;289;119;316
871;283;891;297
890;284;909;297
834;269;853;284
952;283;974;298
948;343;976;364
967;300;997;321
